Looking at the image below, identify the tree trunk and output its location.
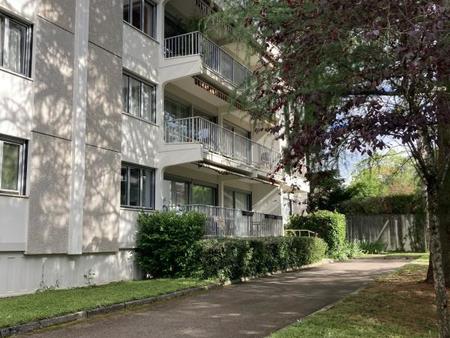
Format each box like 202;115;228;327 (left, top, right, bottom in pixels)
427;252;434;284
428;186;450;338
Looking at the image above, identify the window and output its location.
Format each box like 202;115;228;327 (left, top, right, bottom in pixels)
123;73;156;123
123;0;156;38
0;135;27;195
121;163;155;209
192;184;217;206
163;175;218;207
0;11;32;76
224;188;251;211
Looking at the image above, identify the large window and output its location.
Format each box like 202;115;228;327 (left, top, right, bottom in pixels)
163;175;218;207
0;11;32;77
123;0;156;38
192;184;216;206
224;188;251;211
0;135;27;195
123;73;156;123
121;163;155;209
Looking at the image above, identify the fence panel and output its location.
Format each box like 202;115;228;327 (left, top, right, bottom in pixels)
346;214;427;252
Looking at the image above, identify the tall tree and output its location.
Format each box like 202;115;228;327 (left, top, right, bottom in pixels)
210;1;450;335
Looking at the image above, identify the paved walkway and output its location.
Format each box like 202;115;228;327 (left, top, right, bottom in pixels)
21;257;410;338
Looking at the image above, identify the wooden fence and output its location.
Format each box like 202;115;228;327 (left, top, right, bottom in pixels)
346;214;428;252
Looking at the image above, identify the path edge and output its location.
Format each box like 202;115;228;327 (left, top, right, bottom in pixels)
0;258;332;337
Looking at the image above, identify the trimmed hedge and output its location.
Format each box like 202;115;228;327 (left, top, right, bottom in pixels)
136;211;206;278
197;237;328;280
338;194;422;215
136;212;328;280
287;210;346;254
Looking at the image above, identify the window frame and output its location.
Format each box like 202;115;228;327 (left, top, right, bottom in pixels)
121;162;155;210
0;11;32;77
0;134;27;195
123;72;157;124
224;187;252;211
123;0;157;39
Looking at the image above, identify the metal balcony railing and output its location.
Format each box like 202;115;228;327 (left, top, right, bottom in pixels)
163;31;251;86
164;116;281;172
173;204;283;237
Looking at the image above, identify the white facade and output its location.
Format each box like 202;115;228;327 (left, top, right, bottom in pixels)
0;0;308;297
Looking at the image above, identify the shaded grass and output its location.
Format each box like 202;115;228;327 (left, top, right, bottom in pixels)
270;254;439;338
0;278;212;328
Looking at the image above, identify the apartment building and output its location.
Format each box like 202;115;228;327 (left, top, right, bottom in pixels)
0;0;308;296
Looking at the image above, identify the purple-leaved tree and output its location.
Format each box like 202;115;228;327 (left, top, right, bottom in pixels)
209;0;450;336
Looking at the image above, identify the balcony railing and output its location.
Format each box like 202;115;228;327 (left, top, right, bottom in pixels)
178;204;283;237
164;116;280;172
164;31;251;86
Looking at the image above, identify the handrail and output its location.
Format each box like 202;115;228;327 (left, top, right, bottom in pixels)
175;204;284;237
284;229;319;238
164;116;281;171
163;31;251;86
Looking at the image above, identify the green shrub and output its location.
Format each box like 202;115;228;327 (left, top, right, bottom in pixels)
339;194;422;215
359;240;386;254
331;241;364;261
197;237;328;281
135;211;206;278
287;210;346;254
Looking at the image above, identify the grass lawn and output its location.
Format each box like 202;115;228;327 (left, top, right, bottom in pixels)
0;278;212;328
270;254;439;338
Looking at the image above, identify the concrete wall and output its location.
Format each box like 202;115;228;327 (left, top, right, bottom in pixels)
0;250;136;297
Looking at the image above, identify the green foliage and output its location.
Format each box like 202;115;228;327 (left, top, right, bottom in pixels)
197;237;328;281
136;212;327;281
136;211;206;278
348;151;419;199
0;279;210;328
287;211;346;254
339;194;422;215
331;241;364;261
307;170;355;212
359;240;387;254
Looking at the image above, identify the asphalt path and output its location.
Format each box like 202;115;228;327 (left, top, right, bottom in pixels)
21;257;409;338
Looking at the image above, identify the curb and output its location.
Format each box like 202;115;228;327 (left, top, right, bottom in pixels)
0;283;221;338
0;258;332;337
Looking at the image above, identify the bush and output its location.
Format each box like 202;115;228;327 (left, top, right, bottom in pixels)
287;210;346;254
359;240;386;254
331;241;364;261
338;194;422;215
197;237;328;281
135;211;206;278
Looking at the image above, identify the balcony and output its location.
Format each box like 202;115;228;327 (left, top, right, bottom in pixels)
164;116;281;172
163;31;251;87
179;205;283;237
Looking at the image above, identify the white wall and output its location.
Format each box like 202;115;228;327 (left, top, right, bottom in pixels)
0;251;136;297
0;195;28;251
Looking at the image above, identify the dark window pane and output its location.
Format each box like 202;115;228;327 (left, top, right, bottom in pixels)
131;0;142;30
122;75;129;113
142;83;155;122
171;181;188;206
120;167;128;205
192;185;216;206
129;167;140;206
1;142;20;191
7;20;27;74
235;191;251;211
224;189;233;209
123;0;130;22
129;77;141;116
143;1;155;37
142;169;154;208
